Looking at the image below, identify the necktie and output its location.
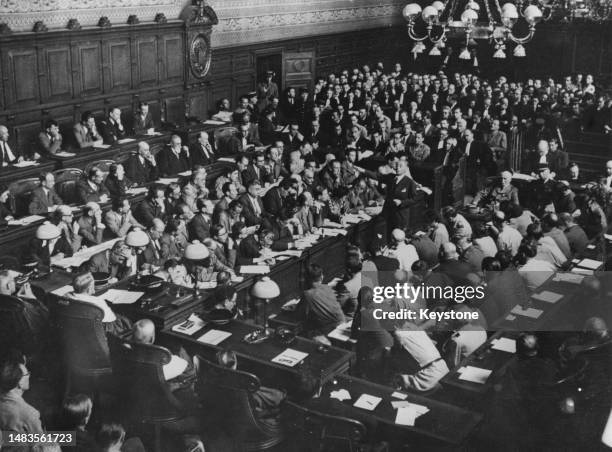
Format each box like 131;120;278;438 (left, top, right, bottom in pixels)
465;142;471;156
1;142;5;164
47;190;53;205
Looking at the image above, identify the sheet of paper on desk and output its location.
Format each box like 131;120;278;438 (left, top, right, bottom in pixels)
204;120;227;125
51;285;74;296
553;273;585;284
178;170;192;177
158;178;179;185
271;348;308;367
328;320;356;343
511;305;543;319
172;314;206;335
239;265;270;274
571;267;594;276
54;151;76;157
457;366;492;384
102;289;143;304
330;389;351;401
217;157;235;163
323;219;342;228
491;337;516;353
281;298;300;311
395;406;417;426
8;214;45;226
342;214;363;224
93;144;111;149
391;391;408;400
605;234;612;241
391;401;429;416
577;258;603;270
353;394;382;411
197;329;232;345
12;160;39;168
531;290;563;304
126;187;148;195
197;280;217;289
365;206;383;216
321;228;348;237
117;138;136;144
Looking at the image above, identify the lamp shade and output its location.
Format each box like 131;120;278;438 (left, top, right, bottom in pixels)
251;277;280;299
422;5;439;22
432;1;445;12
523;5;543;24
466;1;480;11
125;228;150;247
460;8;479;24
36;222;60;240
403;3;422;20
184;240;210;260
502;2;518;12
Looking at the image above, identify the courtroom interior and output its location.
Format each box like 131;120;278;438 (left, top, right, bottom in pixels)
0;0;611;451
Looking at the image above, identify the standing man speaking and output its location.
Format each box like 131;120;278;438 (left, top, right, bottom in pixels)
382;154;418;237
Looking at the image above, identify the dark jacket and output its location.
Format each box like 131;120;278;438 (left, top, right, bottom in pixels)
125;154;159;185
156;146;191;177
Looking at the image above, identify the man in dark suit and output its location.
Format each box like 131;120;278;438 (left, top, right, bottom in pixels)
188;198;214;242
258;106;277;146
132;184;167;228
28;172;63;215
37;120;63;157
462;129;495;196
281;87;298;124
102;107;128;144
76;167;110;204
226;123;255;154
133;102;155;135
138;218;166;268
295;88;314;130
156;135;190;177
283;123;304;152
263;178;295;218
242;152;273;187
239;180;270;228
0;125;21;167
382;154;419;235
190;131;215;167
125;141;159;185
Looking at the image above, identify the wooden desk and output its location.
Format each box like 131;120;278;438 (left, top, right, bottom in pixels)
305;374;482;446
162;319;354;390
0;160;57;185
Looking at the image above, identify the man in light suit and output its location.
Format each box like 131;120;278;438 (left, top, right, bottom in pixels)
104;197;144;239
73;111;103;149
133;102;155;135
0;125;21;167
28;172;63;215
382;154;419;235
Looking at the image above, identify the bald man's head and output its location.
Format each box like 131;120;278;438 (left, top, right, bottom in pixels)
132;319;155;344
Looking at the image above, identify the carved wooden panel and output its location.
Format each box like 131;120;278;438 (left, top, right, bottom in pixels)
41;46;73;102
233;74;254;106
164;96;185;125
283;52;314;90
189;90;209;120
105;40;131;92
75;42;103;96
162;34;184;84
209;79;231;114
233;53;252;73
135;36;158;87
13;120;43;155
3;48;39;108
210;53;232;77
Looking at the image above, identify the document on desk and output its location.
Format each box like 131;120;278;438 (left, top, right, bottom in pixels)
457;366;492;384
93;144;111;149
239;265;270;274
271;348;308;367
53;151;76;157
197;329;232;345
553;272;585;284
321;228;348;237
8;214;45;226
157;178;179;185
126;187;148;195
571;267;594;276
342;214;363;224
117;138;136;144
102;289;143;304
531;290;563;304
328;320;356;343
395;406;417;426
576;258;604;270
330;389;351;402
12;160;39;168
51;285;74;296
605;234;612;241
280;298;300;311
217;157;236;163
177;170;192;177
490;337;516;353
353;394;382;411
172;314;206;335
510;305;543;319
392;401;429;415
204;120;227;125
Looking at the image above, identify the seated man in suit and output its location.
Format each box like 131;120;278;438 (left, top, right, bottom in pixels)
76;167;110;205
102;106;128;144
0;125;22;167
206;225;236;270
156;134;190;177
263;178;296;218
133;101;155;135
239;180;271;228
77;202;106;247
138;218;168;268
187;198;214;242
125;141;159;185
227;123;259;154
472;170;520;207
66;271;132;336
28;172;63;215
133;184;167;228
87;239;136;281
73;111;103;149
0;271;49;357
104;197;144;239
231;222;263;266
242;152;273;187
132;319;197;398
189;131;215;167
0;351;44;434
296;263;345;337
294;191;316;235
38;119;63;157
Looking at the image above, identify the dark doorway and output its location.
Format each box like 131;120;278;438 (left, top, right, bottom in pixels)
256;53;283;93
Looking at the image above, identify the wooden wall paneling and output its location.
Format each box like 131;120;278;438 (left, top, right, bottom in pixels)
13;120;43;156
0;55;4;112
572;29;600;76
233;74;255;106
164;95;186;125
188;89;209;120
73;41;103;97
134;34;159;89
232;53;253;73
210;53;232;77
283;52;315;90
209;79;231;115
161;33;184;84
40;43;73;103
2;46;40;109
103;38;132;93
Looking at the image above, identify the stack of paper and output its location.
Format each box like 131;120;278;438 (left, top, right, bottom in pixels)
576;259;603;270
490;337;516;353
271;348;308;367
353;394;382;411
102;289;144;305
572;267;594;276
531;291;563;304
172;314;206;335
197;329;232;345
12;160;39;168
510;305;543;319
280;298;300;311
327;320;356;343
239;265;270;274
553;273;585;284
330;389;351;401
51;285;74;296
8;215;45;226
457;366;492;384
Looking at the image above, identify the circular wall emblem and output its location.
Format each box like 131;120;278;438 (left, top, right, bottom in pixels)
189;33;211;78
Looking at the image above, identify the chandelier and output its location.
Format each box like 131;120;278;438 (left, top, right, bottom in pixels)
540;0;612;22
403;0;544;58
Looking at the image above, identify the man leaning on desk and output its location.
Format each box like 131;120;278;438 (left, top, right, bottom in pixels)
28;172;63;216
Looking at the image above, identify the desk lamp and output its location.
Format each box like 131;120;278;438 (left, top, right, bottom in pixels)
125;228;150;281
251;276;280;327
35;222;61;271
184;240;210;296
